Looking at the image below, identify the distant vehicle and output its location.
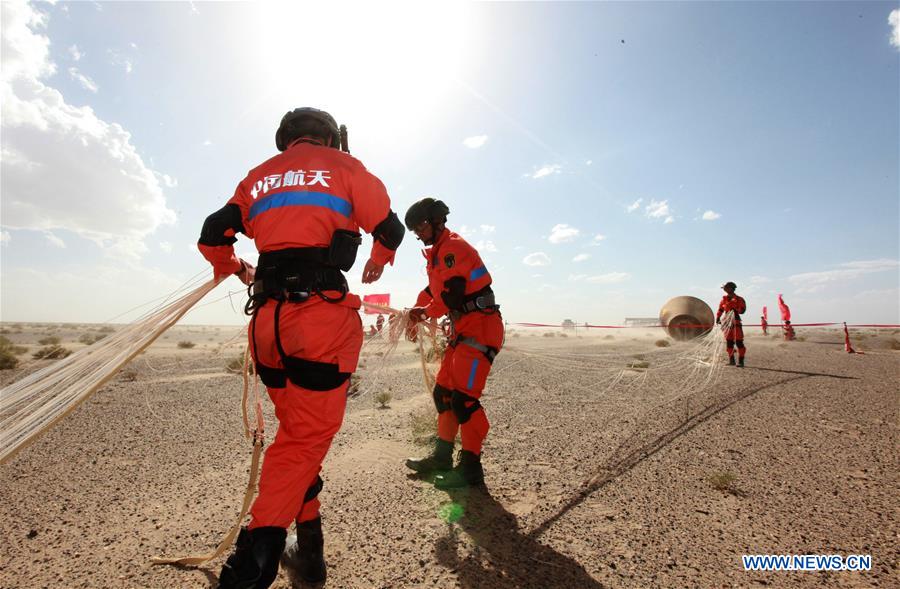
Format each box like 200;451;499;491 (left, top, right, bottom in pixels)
561;319;576;330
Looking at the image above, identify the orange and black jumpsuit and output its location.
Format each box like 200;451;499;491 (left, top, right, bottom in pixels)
198;139;402;530
716;294;747;360
414;229;503;456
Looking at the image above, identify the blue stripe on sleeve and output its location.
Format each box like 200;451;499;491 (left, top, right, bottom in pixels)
248;191;352;221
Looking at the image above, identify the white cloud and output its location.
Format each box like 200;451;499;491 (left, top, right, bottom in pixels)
529;164;561;179
523;252;551;266
462;134;488;149
68;44;82;61
572;253;590;263
749;275;770;284
585;159;593;166
626;198;642;213
589;234;606;246
645;199;670;219
160;173;178;188
701;210;721;221
203;139;212;146
456;224;475;238
890;9;900;49
664;216;674;224
159;241;173;253
475;239;497;253
0;231;10;245
108;49;133;74
568;274;588;282
68;66;98;92
548;223;579;244
530;273;543;278
1;1;175;260
586;272;631;284
479;224;495;234
789;259;899;288
44;232;66;248
189;1;200;14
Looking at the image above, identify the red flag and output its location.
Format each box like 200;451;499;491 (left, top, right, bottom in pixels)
777;294;791;322
362;293;390;314
762;306;768;322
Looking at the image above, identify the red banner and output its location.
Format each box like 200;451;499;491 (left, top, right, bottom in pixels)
778;294;791;322
362;293;390;315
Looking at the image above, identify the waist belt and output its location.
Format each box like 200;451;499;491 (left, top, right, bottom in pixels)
454;286;498;314
246;247;347;314
451;335;498;363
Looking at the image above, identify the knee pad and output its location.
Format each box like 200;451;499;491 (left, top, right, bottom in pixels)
736;340;745;349
432;384;453;413
451;390;482;424
726;340;735;349
303;475;324;503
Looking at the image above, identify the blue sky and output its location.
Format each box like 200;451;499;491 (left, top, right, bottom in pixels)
1;0;898;326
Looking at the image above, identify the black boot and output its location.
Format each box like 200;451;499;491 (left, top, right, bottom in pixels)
434;450;484;489
217;526;286;589
281;517;326;586
738;357;745;368
405;438;453;474
728;356;736;366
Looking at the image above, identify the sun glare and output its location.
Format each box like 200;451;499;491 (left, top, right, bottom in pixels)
251;2;475;150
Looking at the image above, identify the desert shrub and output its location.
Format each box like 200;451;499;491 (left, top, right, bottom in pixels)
627;360;650;370
542;332;555;338
410;407;437;445
559;333;568;338
796;336;806;342
347;374;361;397
0;338;19;369
374;391;392;408
655;339;671;347
177;341;196;349
512;332;521;338
425;338;447;362
708;471;737;492
226;356;254;374
887;339;900;350
38;335;61;346
33;345;72;360
119;369;138;382
98;325;115;333
603;334;614;340
78;333;106;345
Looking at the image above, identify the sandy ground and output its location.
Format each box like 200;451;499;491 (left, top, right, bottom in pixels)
0;323;898;588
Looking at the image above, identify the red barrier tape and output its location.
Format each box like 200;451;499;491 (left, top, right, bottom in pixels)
511;322;899;329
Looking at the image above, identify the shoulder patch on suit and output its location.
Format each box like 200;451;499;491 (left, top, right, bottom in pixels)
444;253;455;268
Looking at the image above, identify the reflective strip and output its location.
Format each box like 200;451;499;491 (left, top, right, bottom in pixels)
248;191;352;221
467;358;480;389
469;266;487;281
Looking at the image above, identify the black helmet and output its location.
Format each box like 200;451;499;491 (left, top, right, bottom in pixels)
404;197;450;230
276;107;343;151
722;281;737;290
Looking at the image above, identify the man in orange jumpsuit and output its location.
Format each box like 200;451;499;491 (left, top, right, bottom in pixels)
198;107;404;588
716;281;747;367
403;198;504;489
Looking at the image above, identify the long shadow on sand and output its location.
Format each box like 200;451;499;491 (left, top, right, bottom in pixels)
435;485;605;589
527;368;857;540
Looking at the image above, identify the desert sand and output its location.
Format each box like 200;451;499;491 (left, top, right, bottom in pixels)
0;323;897;588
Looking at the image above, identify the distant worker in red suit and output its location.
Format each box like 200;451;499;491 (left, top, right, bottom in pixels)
783;320;796;341
403;198;504;489
198;107;404;588
715;281;747;367
760;314;768;336
376;313;385;333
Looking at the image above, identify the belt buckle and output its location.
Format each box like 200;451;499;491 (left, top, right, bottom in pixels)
285;289;311;302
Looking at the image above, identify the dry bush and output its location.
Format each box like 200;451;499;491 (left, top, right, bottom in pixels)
119;369;138;382
38;335;61;346
78;333;106;345
410;407;437;445
425;338;447;363
627;360;650;370
0;339;19;370
374;391;392;408
511;332;521;338
542;332;556;338
177;340;196;349
655;339;671;347
887;339;900;350
559;333;568;338
98;325;115;333
33;345;72;360
347;374;361;397
603;334;614;340
708;471;738;493
226;356;254;374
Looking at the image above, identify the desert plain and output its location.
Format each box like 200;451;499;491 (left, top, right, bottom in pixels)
0;322;897;588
